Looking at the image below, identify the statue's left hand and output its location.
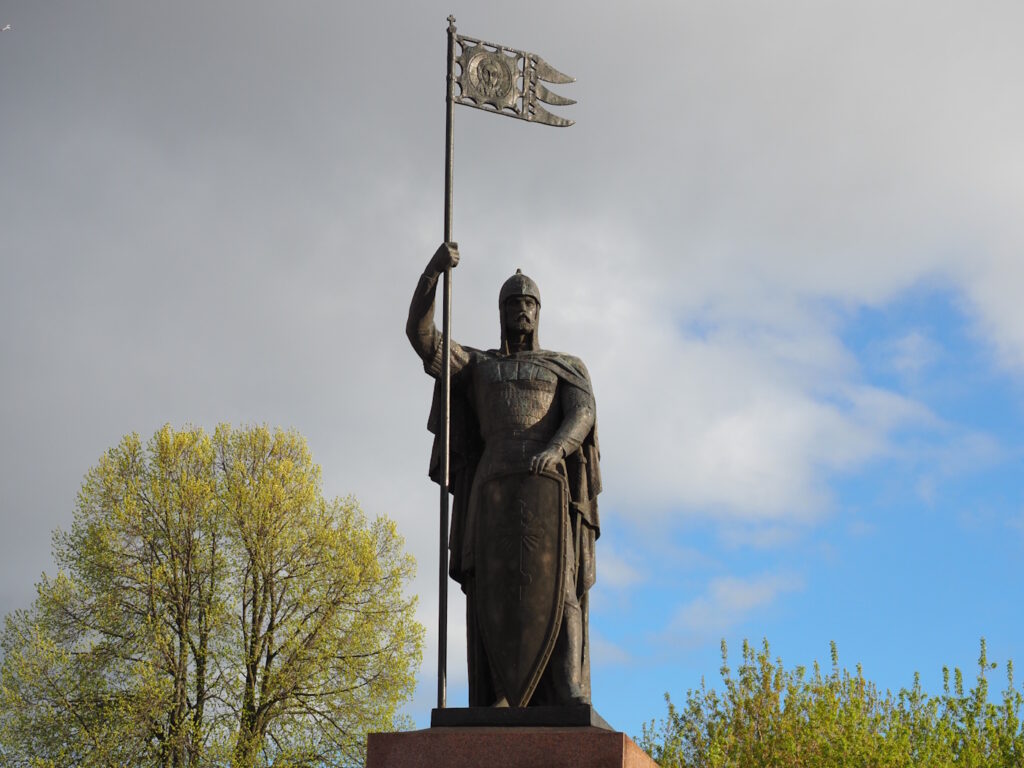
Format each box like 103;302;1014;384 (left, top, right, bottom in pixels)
530;446;563;475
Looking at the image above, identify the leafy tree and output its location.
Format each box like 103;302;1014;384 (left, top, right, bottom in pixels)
638;638;1024;768
0;425;423;768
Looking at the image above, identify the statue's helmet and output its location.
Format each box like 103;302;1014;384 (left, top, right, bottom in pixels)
499;269;541;308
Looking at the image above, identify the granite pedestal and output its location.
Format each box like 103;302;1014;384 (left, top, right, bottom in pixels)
367;707;659;768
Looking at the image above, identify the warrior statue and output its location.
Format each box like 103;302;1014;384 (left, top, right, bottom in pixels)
407;242;602;708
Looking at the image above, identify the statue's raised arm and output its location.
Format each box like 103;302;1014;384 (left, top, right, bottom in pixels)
406;242;461;368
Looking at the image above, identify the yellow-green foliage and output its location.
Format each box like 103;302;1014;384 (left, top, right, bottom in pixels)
639;638;1024;768
0;425;423;768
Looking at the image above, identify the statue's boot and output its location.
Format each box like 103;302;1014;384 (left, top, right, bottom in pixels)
553;596;588;705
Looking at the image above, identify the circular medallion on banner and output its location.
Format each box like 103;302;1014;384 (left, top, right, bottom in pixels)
468;51;513;100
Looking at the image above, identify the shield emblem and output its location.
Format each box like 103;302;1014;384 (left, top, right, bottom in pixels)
475;469;567;707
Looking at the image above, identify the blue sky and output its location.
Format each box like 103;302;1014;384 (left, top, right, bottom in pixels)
588;286;1024;734
2;0;1023;743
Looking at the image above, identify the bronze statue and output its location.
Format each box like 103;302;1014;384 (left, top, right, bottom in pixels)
408;243;601;708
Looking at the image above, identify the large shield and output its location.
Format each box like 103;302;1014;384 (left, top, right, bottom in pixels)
474;469;567;707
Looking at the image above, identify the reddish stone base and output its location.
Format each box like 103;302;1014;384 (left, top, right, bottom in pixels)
367;726;660;768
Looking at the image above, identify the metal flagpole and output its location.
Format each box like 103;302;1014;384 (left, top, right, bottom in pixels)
437;13;457;711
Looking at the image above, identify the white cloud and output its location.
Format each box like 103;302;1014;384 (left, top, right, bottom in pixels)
878;331;943;378
846;519;877;539
962;248;1024;372
669;572;805;642
717;524;802;551
589;631;633;668
910;429;1005;507
597;545;646;590
515;220;941;522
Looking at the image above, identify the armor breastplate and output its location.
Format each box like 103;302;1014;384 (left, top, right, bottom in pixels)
471;357;561;479
475;357;561;441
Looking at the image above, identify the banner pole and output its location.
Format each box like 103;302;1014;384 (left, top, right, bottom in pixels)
437;13;457;711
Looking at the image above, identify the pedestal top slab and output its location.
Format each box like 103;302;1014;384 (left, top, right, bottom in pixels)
367;725;660;768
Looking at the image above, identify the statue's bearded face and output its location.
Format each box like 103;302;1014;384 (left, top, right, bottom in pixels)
502;295;538;335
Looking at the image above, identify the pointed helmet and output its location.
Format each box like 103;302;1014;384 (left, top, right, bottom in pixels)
498;268;541;307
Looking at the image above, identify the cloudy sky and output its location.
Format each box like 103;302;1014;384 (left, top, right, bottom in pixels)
2;0;1023;737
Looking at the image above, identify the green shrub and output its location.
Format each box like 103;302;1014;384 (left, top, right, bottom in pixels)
638;638;1023;768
